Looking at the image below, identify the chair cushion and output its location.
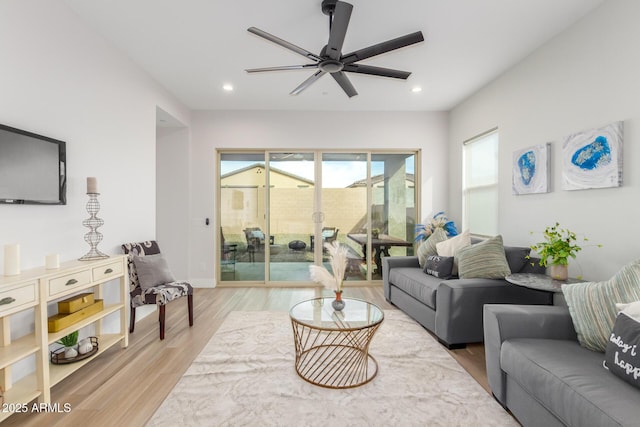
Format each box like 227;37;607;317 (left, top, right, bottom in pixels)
133;254;176;291
131;281;193;308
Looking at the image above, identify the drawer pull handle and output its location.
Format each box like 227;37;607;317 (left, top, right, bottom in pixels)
104;268;113;274
0;297;15;306
65;279;78;286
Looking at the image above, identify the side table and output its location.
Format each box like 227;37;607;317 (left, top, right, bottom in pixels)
289;297;384;389
506;273;585;306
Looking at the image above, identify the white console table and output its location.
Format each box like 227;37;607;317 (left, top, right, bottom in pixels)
0;256;128;420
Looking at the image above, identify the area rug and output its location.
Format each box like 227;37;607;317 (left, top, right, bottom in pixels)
147;310;516;427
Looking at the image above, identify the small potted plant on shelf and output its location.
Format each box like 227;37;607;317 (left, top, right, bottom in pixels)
530;222;599;280
57;331;79;359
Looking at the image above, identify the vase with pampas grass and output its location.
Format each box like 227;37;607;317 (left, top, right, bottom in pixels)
309;241;348;311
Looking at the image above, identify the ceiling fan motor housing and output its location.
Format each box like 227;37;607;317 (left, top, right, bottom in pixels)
321;0;339;16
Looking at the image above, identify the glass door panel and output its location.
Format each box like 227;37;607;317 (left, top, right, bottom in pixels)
219;152;266;282
369;153;417;279
268;152;315;282
321;153;368;281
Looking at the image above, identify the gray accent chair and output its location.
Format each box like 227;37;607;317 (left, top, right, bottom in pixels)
121;240;194;340
382;246;552;348
484;304;640;427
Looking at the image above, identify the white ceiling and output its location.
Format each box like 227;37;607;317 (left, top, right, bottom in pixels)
64;0;605;112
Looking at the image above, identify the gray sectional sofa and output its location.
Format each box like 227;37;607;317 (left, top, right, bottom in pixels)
382;247;552;348
484;304;639;427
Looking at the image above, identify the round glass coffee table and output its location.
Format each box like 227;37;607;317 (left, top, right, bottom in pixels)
289;297;384;389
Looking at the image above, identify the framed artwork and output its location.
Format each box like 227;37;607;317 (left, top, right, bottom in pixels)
562;121;623;191
512;143;550;195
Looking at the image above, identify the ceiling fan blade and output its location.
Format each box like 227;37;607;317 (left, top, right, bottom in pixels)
290;70;327;96
246;64;319;73
341;31;424;64
326;1;353;61
343;64;411;79
248;27;322;61
331;71;358;98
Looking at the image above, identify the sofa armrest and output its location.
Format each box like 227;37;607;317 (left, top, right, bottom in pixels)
382;256;420;300
483;304;577;405
434;279;552;346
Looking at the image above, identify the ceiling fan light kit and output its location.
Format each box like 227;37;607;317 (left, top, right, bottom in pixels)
246;0;424;98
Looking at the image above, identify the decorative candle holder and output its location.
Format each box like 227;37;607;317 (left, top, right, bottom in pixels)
79;193;108;261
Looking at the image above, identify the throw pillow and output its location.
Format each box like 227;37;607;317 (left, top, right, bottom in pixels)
416;227;448;268
423;255;454;280
503;246;531;273
133;254;176;291
456;235;511;280
604;312;640;389
436;230;471;275
562;259;640;352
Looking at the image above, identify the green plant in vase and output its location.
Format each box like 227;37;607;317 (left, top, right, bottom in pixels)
57;330;79;359
530;222;599;280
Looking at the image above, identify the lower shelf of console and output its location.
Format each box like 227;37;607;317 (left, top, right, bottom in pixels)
49;333;125;386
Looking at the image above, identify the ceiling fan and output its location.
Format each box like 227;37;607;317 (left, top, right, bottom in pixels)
245;0;424;98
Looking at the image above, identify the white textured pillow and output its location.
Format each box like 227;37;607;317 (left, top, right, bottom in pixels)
616;300;640;322
436;230;471;275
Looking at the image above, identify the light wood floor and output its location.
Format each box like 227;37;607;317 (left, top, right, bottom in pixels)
4;286;489;427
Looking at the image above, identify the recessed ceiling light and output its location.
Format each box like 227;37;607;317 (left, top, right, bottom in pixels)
411;87;422;93
223;84;234;91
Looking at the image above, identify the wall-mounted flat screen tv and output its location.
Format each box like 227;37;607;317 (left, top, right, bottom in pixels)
0;123;67;205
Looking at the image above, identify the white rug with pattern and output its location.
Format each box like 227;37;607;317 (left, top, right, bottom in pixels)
148;310;516;426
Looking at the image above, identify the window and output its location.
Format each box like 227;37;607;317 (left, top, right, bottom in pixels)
462;129;499;235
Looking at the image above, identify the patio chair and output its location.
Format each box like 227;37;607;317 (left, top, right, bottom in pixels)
221;228;237;277
310;227;339;251
121;240;193;340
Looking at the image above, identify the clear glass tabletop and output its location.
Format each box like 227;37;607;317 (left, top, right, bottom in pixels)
289;297;384;330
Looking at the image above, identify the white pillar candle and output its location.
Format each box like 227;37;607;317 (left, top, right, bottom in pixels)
4;243;20;276
87;177;98;194
45;253;60;269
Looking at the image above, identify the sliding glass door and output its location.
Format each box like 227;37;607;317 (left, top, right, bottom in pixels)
217;150;418;284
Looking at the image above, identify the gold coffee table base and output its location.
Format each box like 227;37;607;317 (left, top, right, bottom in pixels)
291;317;382;389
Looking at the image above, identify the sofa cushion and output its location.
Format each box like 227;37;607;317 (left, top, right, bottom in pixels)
423;255;454;280
388;267;439;309
503;245;531;273
456;235;511;280
605;312;640;389
562;259;640;352
502;338;639;427
417;227;448;268
436;230;471;275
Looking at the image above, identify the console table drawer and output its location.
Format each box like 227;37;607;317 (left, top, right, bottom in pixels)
92;261;123;282
0;282;37;316
48;270;92;297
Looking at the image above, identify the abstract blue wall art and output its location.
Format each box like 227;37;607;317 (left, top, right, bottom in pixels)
562;121;623;191
512;143;550;195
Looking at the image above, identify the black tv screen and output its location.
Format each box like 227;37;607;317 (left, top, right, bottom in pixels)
0;123;67;205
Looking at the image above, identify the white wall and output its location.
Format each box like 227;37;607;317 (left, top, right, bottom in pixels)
0;0;190;379
157;125;191;280
189;110;449;285
448;0;640;280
